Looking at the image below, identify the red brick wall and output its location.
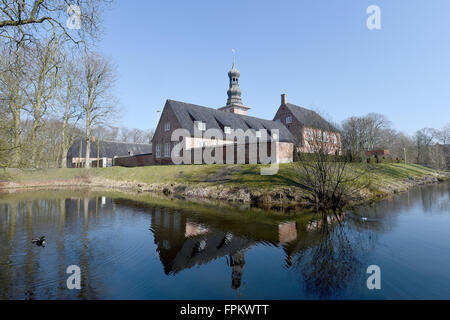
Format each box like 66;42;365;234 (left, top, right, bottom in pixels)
114;154;155;167
151;101;182;165
273;105;303;145
299;127;342;155
274;104;342;154
178;141;293;164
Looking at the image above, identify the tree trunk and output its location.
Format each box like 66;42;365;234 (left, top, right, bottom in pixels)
11;108;21;167
85;108;91;169
59;82;72;168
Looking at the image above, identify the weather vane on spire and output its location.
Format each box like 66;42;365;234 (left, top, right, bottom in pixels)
232;48;236;66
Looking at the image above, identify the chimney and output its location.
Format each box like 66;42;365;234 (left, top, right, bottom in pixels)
281;94;287;105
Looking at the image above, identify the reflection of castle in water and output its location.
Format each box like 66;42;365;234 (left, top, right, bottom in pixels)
146;206;347;290
149;208;254;289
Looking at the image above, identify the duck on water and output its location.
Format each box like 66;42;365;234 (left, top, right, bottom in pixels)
31;236;46;247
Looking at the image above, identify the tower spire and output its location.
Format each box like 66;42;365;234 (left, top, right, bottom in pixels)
218;49;251;115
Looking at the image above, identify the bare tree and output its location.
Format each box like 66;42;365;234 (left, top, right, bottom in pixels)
342;113;392;161
0;0;113;45
0;1;114;169
119;127;131;142
0;43;30;167
415;128;438;165
91;125;119;141
437;123;450;145
295;119;370;210
27;38;60;166
365;113;391;151
81;52;117;168
57;53;82;167
341;116;366;161
389;132;415;161
0;100;11;168
429;145;447;170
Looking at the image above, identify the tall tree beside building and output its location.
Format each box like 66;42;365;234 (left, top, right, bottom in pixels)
0;0;113;45
341;113;392;160
415;128;438;165
57;54;83;168
81;52;117;168
438;123;450;145
0;44;30;167
27;39;60;167
0;101;11;168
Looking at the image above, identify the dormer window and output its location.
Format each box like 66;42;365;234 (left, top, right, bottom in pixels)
272;133;278;140
164;122;170;131
197;121;206;131
256;130;261;138
224;126;231;134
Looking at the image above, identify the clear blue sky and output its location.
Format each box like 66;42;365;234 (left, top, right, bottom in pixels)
96;0;450;135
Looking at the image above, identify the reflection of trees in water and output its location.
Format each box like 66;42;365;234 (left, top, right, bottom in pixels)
0;203;16;298
292;212;377;299
419;183;450;214
0;196;111;299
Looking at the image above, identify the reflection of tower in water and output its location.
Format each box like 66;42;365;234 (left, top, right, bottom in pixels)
229;250;246;290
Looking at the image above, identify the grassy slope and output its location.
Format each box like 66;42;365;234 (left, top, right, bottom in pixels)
0;162;442;191
96;162;442;192
1;163;446;208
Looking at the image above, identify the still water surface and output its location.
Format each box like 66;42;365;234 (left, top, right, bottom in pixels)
0;182;449;299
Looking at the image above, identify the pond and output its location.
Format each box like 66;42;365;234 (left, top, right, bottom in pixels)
0;182;449;300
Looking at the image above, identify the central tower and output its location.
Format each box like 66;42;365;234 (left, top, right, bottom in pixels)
218;53;251;115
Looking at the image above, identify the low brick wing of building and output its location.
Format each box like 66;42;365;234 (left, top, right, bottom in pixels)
67;138;152;168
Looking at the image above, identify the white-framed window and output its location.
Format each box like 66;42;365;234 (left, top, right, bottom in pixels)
197;121;206;131
286;116;292;124
333;134;338;144
272;133;278;140
156;144;161;158
224;126;231;134
323;132;330;142
164;122;170;131
256;130;261;138
164;143;170;157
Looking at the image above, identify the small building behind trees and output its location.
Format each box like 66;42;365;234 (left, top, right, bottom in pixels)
66;138;152;168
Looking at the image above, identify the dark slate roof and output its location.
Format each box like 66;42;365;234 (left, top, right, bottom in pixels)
284;103;339;132
67;138;152;158
167;99;297;143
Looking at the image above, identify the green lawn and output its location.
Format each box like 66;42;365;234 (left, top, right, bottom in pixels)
1;162;442;191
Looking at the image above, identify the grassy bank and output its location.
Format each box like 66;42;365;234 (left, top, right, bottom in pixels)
0;163;448;207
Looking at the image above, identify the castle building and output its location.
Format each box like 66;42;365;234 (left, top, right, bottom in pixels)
113;59;342;167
